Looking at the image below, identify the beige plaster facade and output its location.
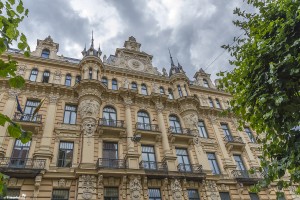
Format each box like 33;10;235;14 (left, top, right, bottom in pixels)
0;36;297;200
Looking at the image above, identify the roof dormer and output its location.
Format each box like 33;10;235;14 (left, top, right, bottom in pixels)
193;68;215;89
31;36;59;59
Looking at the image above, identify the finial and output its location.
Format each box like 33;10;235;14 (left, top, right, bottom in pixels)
91;30;94;48
168;48;175;67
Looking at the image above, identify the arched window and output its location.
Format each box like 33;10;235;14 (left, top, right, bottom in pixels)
215;99;222;109
203;79;209;88
101;77;108;87
141;84;148;95
160;87;165;95
89;68;93;80
103;106;117;126
168;89;174;99
112;79;118;90
177;85;183;97
75;75;81;83
42;70;50;83
65;74;72;86
137;111;150;130
131;82;138;90
41;49;50;58
169;115;182;134
208;98;214;108
29;68;38;82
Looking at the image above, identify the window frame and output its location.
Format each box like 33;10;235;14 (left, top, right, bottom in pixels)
141;84;148;95
219;192;231;200
148;188;162;200
51;189;69;200
112;79;118;90
208;97;214;108
29;68;38;82
63;105;77;124
176;148;191;172
75;75;81;83
215;98;222;109
187;189;200;200
141;145;157;170
177;85;183;97
198;120;208;138
102;77;108;87
249;193;260;200
42;70;50;83
65;74;72;86
233;155;246;171
169;115;182;134
207;152;221;175
89;68;93;80
41;49;50;58
104;187;119;200
168;88;174;99
159;86;165;95
131;82;138;90
203;79;209;88
245;127;256;143
57;141;74;167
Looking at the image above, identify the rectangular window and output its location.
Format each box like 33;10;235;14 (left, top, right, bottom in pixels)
148;188;161;200
10;140;31;168
42;71;50;83
207;153;221;175
233;155;246;171
104;187;119;200
23;100;40;121
176;148;191;172
141;145;156;170
249;193;260;200
63;105;77;124
57;142;73;167
52;189;69;200
103;142;118;168
221;124;232;141
198;120;208;138
188;189;200;200
0;189;20;200
245;127;256;143
220;192;231;200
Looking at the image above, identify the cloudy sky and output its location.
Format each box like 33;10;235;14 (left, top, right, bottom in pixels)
19;0;250;81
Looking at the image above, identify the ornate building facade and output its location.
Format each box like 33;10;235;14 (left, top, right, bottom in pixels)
0;36;296;200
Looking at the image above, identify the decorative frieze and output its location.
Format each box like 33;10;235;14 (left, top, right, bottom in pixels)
81;175;96;200
129;176;142;200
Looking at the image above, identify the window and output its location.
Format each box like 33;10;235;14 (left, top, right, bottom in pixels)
103;106;117;126
148;189;161;200
89;68;93;80
203;79;209;88
137;111;150;130
42;70;50;83
177;85;183;97
29;68;38;81
198;120;208;138
249;193;260;200
65;74;72;86
216;99;222;109
160;87;165;95
168;88;174;99
57;142;73;167
207;153;221;174
233;155;246;171
131;82;138;90
278;194;286;200
10;140;31;168
141;84;148;95
141;145;156;170
51;189;69;200
102;142;118;168
221;124;232;141
188;189;200;200
184;84;188;96
63;105;77;124
75;75;81;83
104;187;119;200
112;79;118;90
176;148;191;172
245;127;256;143
169;115;182;134
41;49;50;58
208;98;214;108
219;192;231;200
0;189;20;200
102;77;108;87
23;100;40;121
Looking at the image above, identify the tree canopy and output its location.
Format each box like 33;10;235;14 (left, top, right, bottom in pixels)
219;0;300;195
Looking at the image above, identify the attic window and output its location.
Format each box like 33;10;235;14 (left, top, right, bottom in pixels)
41;49;50;58
203;79;209;88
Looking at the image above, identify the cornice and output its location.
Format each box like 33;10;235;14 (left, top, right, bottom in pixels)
190;85;231;97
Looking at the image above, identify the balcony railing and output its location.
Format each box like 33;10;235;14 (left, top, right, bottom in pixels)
0;157;46;169
13;112;42;123
99;118;125;128
232;170;263;179
97;158;127;169
177;163;203;173
136;122;159;132
223;135;244;143
139;161;167;171
168;126;193;135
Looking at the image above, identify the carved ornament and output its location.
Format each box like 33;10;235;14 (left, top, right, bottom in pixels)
129;176;142;200
78;99;100;119
81;175;95;200
171;179;183;200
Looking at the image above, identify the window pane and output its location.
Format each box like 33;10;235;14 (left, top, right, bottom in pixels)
52;189;69;200
149;188;161;199
63;105;77;124
249;193;260;200
104;187;119;197
207;153;220;174
220;192;231;200
57;142;73;167
188;189;200;200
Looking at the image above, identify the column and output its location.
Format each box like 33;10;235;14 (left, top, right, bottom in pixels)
0;89;19;157
124;96;134;152
83;68;88;79
92;67;98;80
50;139;59;167
181;84;188;96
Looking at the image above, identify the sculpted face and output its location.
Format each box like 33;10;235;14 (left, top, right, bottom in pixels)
83;121;96;135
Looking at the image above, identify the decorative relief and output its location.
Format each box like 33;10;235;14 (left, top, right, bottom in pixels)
155;102;164;113
129;176;142;200
218;184;229;192
183;113;198;130
171;179;183;200
122;78;129;89
81;175;95;200
57;123;81;131
16;65;27;77
8;178;17;186
152;82;160;93
58;179;66;187
97;175;103;198
123;96;133;108
122;176;127;199
53;69;62;84
78;99;100;119
143;177;148;200
163;178;169;200
48;94;59;104
8;89;20;99
82;119;96;137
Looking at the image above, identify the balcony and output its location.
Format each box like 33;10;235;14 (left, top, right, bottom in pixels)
139;161;168;178
135;123;160;139
168;127;195;143
224;135;245;152
0;157;46;178
97;158;127;169
174;163;206;181
13;112;43;132
168;127;194;135
232;170;263;184
98;118;125;135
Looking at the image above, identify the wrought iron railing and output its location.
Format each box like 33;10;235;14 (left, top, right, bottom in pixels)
139;161;167;171
97;158;127;169
231;170;263;179
0;157;46;169
177;163;203;173
13;112;42;123
136;123;159;132
223;135;244;143
99;118;125;128
168;126;193;135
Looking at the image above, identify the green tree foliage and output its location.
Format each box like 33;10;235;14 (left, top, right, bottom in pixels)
0;0;31;195
219;0;300;194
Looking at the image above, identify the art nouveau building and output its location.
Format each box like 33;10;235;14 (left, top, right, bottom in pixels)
0;36;296;200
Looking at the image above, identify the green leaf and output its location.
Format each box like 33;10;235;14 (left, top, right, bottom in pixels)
8;75;25;88
16;3;24;14
7;124;22;138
